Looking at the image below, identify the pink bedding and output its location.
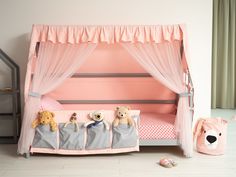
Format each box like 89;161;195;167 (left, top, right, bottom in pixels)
139;113;176;140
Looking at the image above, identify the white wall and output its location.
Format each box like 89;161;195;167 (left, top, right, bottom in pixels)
0;0;212;135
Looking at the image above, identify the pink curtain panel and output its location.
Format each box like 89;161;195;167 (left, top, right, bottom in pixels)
18;42;97;154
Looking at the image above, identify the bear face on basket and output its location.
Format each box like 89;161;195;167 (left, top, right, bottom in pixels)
84;110;110;130
113;106;134;127
193;117;228;155
32;110;57;132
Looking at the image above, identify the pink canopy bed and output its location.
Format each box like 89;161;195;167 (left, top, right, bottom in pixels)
18;24;194;157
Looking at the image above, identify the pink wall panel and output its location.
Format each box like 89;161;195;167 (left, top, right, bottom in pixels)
48;78;176;100
47;43;177;114
77;43;146;73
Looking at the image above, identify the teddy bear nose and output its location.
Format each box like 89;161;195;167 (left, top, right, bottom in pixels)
97;115;100;118
206;135;217;144
121;114;123;117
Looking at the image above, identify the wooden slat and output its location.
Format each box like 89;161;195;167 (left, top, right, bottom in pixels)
58;99;176;104
0;113;21;120
71;73;152;78
0;137;18;144
0;90;19;95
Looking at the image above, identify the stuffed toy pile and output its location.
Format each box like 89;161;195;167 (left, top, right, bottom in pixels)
32;110;57;132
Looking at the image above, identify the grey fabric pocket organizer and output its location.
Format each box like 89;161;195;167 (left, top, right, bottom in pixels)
112;124;138;149
59;123;85;150
32;125;57;149
85;123;110;150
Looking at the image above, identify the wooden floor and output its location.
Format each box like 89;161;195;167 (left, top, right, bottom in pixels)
0;109;235;177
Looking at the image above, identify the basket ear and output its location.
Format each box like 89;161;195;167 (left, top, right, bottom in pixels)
222;119;228;125
193;118;205;140
216;117;228;125
223;119;228;125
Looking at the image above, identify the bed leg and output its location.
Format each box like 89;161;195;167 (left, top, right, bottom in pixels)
16;151;20;156
16;150;31;158
24;152;30;159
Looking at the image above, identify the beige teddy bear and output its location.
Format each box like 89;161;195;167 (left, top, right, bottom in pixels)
113;106;134;127
32;110;57;131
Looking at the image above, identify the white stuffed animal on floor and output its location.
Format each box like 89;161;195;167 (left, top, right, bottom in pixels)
84;110;110;130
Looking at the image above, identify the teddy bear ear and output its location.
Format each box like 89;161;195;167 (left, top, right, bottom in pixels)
89;112;93;118
38;111;42;117
193;118;205;140
101;111;105;117
126;106;131;110
115;106;120;111
50;112;55;117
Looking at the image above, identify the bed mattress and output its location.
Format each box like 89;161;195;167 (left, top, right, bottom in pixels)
139;113;177;140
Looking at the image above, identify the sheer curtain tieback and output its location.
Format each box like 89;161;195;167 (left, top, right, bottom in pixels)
179;92;191;97
28;92;41;98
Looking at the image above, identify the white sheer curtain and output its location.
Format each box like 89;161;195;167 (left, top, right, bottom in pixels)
18;42;97;154
122;41;193;157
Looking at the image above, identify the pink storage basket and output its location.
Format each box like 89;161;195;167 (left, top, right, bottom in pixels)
193;117;228;155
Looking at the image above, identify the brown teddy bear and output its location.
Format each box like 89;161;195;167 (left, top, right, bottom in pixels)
32;110;57;132
64;112;79;132
113;106;134;127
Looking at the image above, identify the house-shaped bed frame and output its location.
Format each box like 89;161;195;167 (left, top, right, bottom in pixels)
18;25;194;157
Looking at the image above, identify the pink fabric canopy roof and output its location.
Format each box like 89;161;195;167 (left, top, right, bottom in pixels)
28;24;189;62
30;24;184;44
26;24;191;101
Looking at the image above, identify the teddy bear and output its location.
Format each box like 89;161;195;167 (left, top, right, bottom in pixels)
64;112;79;132
84;110;109;130
113;106;134;127
32;110;57;132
